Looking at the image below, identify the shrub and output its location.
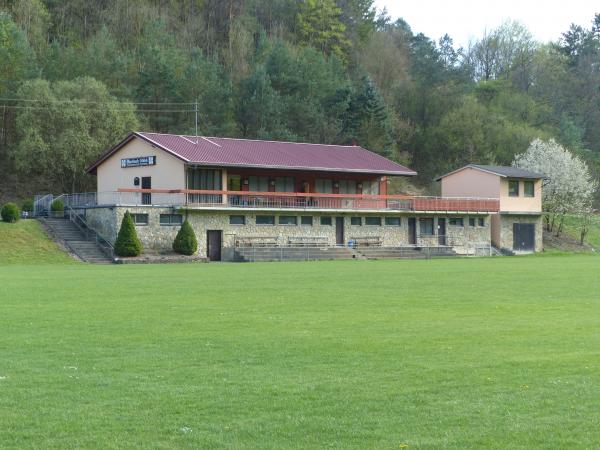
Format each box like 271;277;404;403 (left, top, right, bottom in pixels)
22;198;34;213
51;199;64;212
172;219;198;255
114;211;143;257
1;203;20;223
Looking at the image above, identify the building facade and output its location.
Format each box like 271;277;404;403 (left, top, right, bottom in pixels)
55;132;544;261
437;164;546;253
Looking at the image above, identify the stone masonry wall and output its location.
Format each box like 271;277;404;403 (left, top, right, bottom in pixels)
84;207;495;259
499;214;543;252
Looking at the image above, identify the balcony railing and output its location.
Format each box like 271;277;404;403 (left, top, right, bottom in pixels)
61;189;500;213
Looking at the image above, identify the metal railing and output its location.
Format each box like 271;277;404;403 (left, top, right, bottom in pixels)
66;205;115;259
51;189;500;213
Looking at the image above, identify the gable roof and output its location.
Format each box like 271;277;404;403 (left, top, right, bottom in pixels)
435;164;547;181
87;132;417;176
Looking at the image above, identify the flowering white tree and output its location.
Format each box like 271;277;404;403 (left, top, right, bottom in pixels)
513;138;598;241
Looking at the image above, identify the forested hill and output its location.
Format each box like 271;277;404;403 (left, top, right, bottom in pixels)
0;1;599;200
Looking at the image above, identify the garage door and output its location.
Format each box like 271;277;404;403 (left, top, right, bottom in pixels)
513;223;535;251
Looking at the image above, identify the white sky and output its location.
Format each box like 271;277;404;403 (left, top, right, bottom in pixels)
373;0;598;48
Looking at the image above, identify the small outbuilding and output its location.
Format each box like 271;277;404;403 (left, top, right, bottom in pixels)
436;164;546;253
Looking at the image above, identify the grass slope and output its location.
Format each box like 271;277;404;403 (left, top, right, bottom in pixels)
1;256;600;449
0;220;74;265
561;214;600;249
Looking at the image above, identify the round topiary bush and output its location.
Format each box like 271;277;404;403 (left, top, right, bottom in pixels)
22;198;34;213
172;219;198;256
51;199;64;212
1;203;20;223
114;211;143;257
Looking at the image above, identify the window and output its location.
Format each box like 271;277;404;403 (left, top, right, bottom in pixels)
339;179;357;194
229;215;245;225
419;218;434;235
320;216;332;226
448;218;464;227
301;216;313;226
160;214;182;226
256;215;275;225
362;180;380;195
524;181;535;197
385;217;401;226
275;176;295;192
249;176;269;192
508;180;519;197
351;217;362;226
315;179;333;193
469;217;476;227
132;213;148;225
365;217;382;226
228;175;241;191
478;217;485;227
279;215;297;225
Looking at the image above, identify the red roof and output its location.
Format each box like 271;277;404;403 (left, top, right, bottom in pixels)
87;132;417;176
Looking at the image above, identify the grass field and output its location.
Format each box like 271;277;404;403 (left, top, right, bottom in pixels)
1;253;600;449
0;220;73;264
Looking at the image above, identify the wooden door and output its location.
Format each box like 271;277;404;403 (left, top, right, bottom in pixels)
408;218;416;245
513;223;535;251
207;230;222;261
335;217;344;246
437;218;446;245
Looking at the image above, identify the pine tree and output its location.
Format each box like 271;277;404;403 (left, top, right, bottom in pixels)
114;211;142;257
172;219;198;256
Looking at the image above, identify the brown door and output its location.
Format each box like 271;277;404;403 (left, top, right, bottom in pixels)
335;217;344;246
141;177;151;205
438;218;446;245
408;218;416;245
207;230;222;261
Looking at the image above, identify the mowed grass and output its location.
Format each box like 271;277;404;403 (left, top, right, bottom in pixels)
1;256;600;449
0;220;73;265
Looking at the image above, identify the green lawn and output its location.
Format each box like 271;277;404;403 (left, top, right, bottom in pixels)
1;256;600;449
561;214;600;249
0;220;73;265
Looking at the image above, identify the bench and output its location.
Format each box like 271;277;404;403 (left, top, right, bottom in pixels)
350;236;382;247
235;236;279;247
287;236;329;247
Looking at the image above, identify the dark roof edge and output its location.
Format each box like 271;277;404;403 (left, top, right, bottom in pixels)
435;164;546;181
86;132;189;174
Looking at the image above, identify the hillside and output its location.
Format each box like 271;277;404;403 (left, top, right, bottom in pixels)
0;2;599;201
0;220;73;264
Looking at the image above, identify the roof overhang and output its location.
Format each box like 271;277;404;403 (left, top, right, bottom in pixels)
87;132;417;177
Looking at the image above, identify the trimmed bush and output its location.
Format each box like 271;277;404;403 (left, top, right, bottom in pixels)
1;203;20;223
114;211;143;257
172;219;198;256
51;199;64;212
22;198;34;213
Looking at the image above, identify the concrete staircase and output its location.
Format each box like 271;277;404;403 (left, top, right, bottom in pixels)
43;217;113;264
234;246;357;262
355;246;457;260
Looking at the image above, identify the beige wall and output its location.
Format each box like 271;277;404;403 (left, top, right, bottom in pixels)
441;167;501;198
96;137;186;194
499;178;542;213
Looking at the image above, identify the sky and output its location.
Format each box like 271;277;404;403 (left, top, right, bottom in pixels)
373;0;598;48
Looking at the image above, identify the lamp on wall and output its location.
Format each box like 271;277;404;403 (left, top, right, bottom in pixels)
357;182;363;189
243;178;249;185
134;177;140;186
333;181;339;189
269;178;276;187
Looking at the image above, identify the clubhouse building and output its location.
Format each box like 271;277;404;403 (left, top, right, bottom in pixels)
42;132;545;260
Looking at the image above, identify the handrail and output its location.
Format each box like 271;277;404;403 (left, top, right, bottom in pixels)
66;205;115;259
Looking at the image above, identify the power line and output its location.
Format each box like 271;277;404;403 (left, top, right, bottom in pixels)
0;104;194;113
0;97;196;105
